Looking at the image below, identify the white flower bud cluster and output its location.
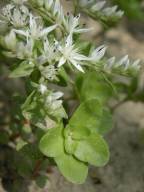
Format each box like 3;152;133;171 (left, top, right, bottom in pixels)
104;55;141;72
0;3;29;28
46;91;63;111
41;65;57;81
29;0;64;24
39;84;65;117
79;0;124;19
2;31;34;59
102;5;124;18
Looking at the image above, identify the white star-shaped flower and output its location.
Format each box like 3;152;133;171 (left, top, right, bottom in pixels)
57;35;107;72
14;14;58;40
38;37;58;65
57;35;90;72
64;14;92;34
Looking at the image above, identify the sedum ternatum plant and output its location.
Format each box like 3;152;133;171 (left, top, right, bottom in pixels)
0;0;141;187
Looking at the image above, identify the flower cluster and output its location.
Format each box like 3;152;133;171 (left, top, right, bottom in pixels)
1;7;107;77
104;55;141;72
78;0;124;24
79;0;124;17
0;3;29;28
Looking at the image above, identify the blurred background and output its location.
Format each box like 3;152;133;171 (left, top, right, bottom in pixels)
1;0;144;191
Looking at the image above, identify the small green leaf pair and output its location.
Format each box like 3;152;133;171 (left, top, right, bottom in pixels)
39;99;112;184
39;125;88;184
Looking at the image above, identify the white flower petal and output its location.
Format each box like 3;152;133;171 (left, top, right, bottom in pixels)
40;24;58;37
73;53;90;61
52;91;64;100
29;14;36;29
116;10;124;17
117;55;129;67
14;29;28;37
75;27;93;33
104;57;115;70
92;1;106;11
51;100;62;110
5;30;17;50
58;57;66;67
70;59;85;73
39;84;47;94
65;34;73;48
103;6;118;16
132;59;141;70
132;59;140;67
53;0;61;15
91;45;107;61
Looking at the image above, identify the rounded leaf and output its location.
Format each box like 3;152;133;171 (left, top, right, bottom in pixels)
98;108;113;135
55;153;88;184
78;72;112;104
74;133;110;167
39;126;63;157
66;99;103;139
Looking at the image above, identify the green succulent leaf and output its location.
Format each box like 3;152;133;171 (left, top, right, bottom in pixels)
63;98;110;167
64;124;91;141
40;125;89;184
9;61;34;78
64;135;78;154
77;72;113;104
39;125;64;157
22;91;36;111
98;108;113;135
65;99;102;140
74;133;110;167
55;153;88;184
